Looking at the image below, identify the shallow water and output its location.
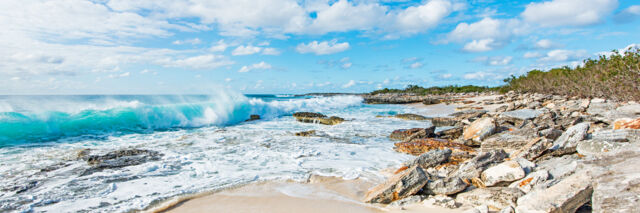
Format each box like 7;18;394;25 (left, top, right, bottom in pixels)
0;92;445;212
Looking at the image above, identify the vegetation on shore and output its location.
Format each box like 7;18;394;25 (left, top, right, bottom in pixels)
371;48;640;101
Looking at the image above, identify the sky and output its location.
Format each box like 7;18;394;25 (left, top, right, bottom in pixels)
0;0;639;95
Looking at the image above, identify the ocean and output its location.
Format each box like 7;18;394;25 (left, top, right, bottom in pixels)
0;91;442;212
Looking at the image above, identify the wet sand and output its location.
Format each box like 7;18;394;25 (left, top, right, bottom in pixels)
153;176;466;213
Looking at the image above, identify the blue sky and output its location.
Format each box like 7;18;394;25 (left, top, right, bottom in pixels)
1;0;638;94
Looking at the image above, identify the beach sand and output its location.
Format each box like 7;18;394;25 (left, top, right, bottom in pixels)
153;175;467;213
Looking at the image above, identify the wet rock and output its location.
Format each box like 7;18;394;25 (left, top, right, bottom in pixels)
76;148;92;160
364;166;429;204
405;149;451;169
508;170;549;193
463;117;497;142
82;149;163;176
295;130;317;137
499;109;544;127
516;171;593;213
394;113;429;121
292;112;345;125
510;137;552;161
456;187;524;210
2;181;38;194
389;127;435;141
436;127;464;139
424;176;467;195
480;160;525;187
590;129;640;142
245;114;260;121
394;138;474;156
613;117;640;130
551;122;590;150
423;195;458;209
431;117;458;127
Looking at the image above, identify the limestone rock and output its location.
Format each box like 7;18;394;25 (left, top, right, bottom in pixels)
480;127;539;153
394;113;429;121
450;109;487;121
590;129;640;142
422;98;442;105
516;171;593;213
394;138;474;156
451;150;508;181
387;195;427;208
499;109;544;127
508;170;549;193
551;122;590;150
437;127;464;139
539;128;563;140
510;138;552;161
481;161;525;187
363;166;429;204
613;117;640;130
431;117;458;127
456;187;524;210
389;127;435;141
405;149;451;169
82;149;163;176
499;206;515;213
576;140;630;156
463;205;489;213
463;117;497;142
424;176;467;195
423;195;458;209
292;112;345;125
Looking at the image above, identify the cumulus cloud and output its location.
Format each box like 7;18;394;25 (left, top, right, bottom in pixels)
209;40;229;52
409;62;423;69
447;18;525;52
534;39;555;49
473;56;513;66
521;0;619;27
296;40;350;55
238;61;272;73
172;38;201;45
538;49;588;62
162;54;234;69
463;39;497;52
232;45;262;56
524;52;542;59
342;80;356;88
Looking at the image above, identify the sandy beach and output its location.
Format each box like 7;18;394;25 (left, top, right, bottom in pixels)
155;175;467;213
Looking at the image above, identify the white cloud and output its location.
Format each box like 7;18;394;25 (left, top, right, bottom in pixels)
209;40;229;52
521;0;619;27
162;54;234;69
296;40;350;55
262;48;281;55
172;38;201;45
463;39;497;52
524;52;542;58
614;5;640;23
473;56;513;66
232;45;262;56
225;78;232;82
108;72;130;79
440;73;453;79
342;80;356;88
539;49;588;62
463;71;500;80
341;62;353;69
238;61;272;73
409;62;423;69
534;39;554;49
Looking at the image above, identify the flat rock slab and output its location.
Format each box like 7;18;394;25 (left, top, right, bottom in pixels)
394;138;474;156
590;129;640;142
516;171;593;213
501;109;544;121
363;166;428;204
576;139;630;156
463;117;496;142
508;170;549;193
456;187;524;210
552;122;590;150
481;160;525;187
394;113;429;121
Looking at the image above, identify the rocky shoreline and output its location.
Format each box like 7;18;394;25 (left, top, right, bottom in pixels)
295;92;640;213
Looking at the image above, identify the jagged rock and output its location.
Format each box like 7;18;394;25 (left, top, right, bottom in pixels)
450;109;487;121
422;98;442;105
613;117;640;130
82;149;163;176
539;128;563;140
292;112;344;125
388;195;427;207
510;137;552;161
481;161;525;187
499;109;544;127
363;166;429;204
389;127;435;140
245;114;260;121
431;117;458;127
516;171;593;213
463;117;497;142
456;187;524;210
513;158;535;174
536;155;580;188
394;113;429;121
437;127;464;139
590;129;640;142
451;150;508;181
581;144;640;213
551;122;590;150
405;149;451;169
480;127;539;152
394;138;474;156
295;130;317;137
423;195;458;209
424;176;467;195
508;170;549;193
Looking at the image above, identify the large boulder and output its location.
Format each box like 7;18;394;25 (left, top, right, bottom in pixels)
456;187;524;210
363;166;428;204
394;138;475;157
450;150;508;181
463;117;497;142
551;122;590;150
480;160;525;187
516;171;593;213
405;149;451;169
292;112;344;125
